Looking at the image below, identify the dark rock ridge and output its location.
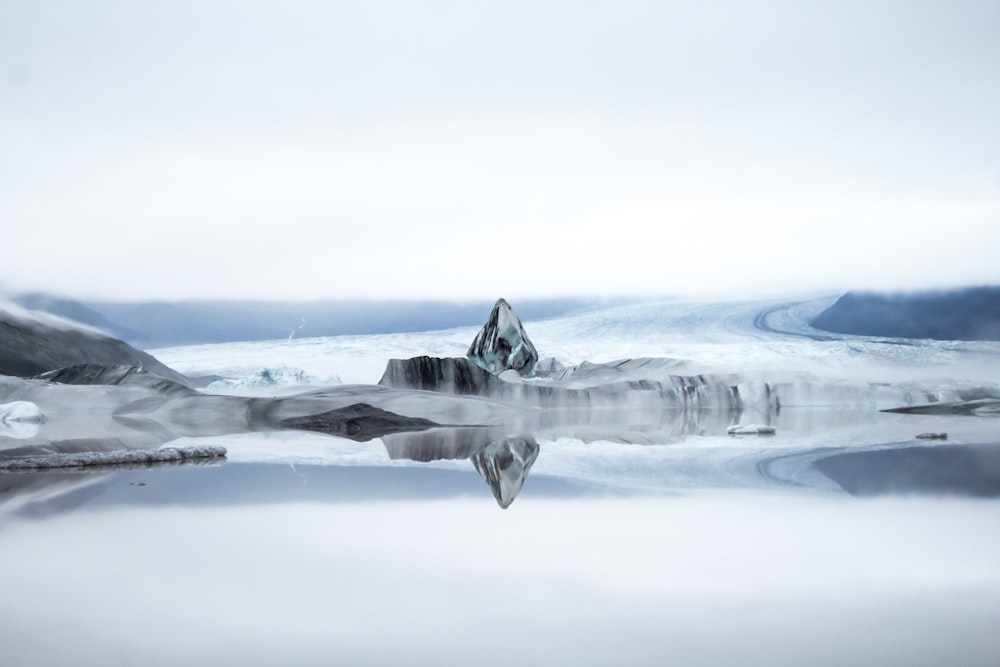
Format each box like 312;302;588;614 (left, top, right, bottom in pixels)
279;403;440;442
0;307;187;383
466;298;539;376
34;363;192;394
811;286;1000;341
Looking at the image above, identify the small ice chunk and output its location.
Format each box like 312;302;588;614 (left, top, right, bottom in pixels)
727;424;776;436
497;369;523;384
0;401;46;440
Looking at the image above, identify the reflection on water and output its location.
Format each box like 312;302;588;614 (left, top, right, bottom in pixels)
382;429;539;508
0;454;225;516
471;436;539;509
4;403;1000;513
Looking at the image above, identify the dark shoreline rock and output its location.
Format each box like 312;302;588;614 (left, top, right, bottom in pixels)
0;445;227;471
279;403;440;442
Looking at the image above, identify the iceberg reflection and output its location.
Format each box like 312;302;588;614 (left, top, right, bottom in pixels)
471;436;539;509
381;429;539;508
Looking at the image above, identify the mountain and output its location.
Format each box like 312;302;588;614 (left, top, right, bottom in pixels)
0;305;187;382
14;295;613;348
810;286;1000;341
13;293;135;340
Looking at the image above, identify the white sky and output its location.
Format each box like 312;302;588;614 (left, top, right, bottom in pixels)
1;0;998;302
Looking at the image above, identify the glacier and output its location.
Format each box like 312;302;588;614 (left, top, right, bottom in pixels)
205;365;342;394
3;294;1000;509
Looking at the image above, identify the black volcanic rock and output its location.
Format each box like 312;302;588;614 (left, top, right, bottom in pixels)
811;287;1000;341
0;307;187;382
33;363;192;394
279;403;440;442
466;298;539;376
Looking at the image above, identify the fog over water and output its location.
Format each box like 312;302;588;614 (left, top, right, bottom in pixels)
2;492;999;667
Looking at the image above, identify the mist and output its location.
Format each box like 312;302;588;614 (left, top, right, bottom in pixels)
1;495;998;666
1;1;998;301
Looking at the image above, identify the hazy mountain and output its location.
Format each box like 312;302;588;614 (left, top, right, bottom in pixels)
13;295;616;348
13;293;135;339
0;306;187;381
810;286;1000;341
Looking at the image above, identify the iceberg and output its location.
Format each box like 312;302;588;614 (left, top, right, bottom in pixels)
466;298;538;376
727;424;776;436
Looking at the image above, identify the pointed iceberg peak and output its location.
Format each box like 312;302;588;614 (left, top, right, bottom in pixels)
471;436;540;509
466;298;539;377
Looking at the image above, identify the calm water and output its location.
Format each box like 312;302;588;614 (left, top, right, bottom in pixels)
3;414;1000;667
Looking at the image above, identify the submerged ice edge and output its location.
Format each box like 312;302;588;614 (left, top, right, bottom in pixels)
0;445;226;470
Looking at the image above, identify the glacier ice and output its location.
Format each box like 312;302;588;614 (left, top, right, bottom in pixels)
466;298;538;376
206;366;340;394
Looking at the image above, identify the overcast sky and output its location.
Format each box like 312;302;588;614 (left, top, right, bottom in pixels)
1;0;998;302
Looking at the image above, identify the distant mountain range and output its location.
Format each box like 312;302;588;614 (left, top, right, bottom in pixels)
10;294;613;349
8;286;1000;352
810;286;1000;341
